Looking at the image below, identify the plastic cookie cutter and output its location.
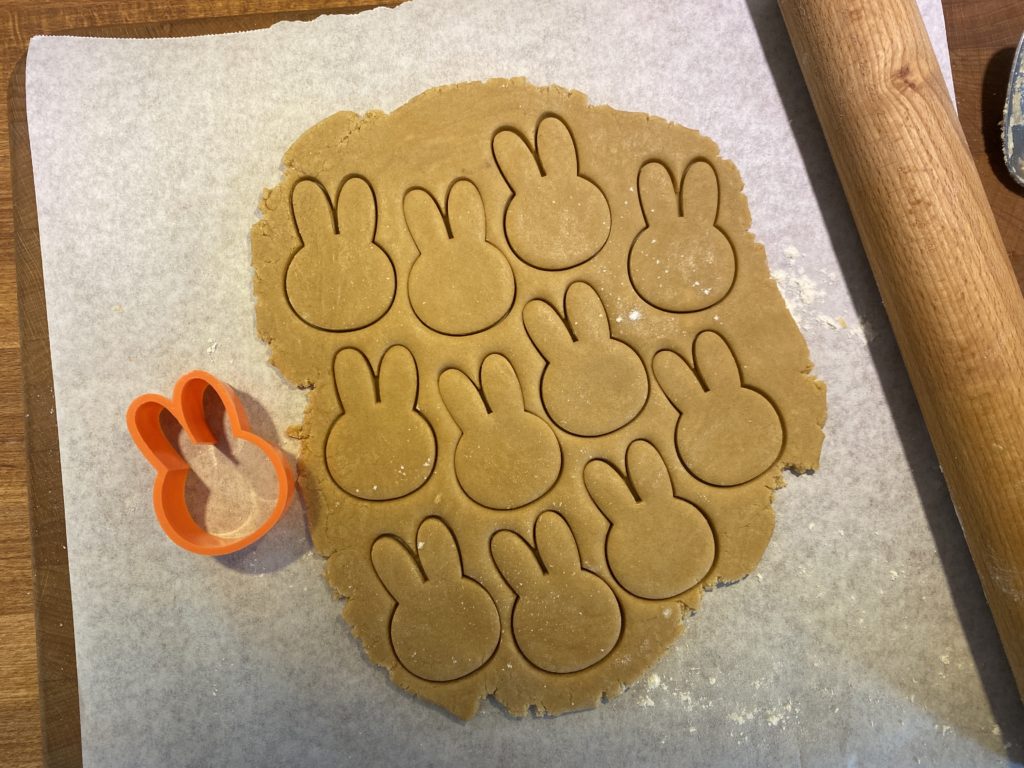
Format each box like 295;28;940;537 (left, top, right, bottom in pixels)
126;370;295;556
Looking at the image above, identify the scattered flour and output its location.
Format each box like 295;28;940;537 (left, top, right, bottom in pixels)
771;244;876;344
725;700;801;730
632;667;803;735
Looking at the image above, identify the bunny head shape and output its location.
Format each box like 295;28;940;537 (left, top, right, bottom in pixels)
584;440;715;599
404;180;516;336
326;345;436;500
492;511;622;674
629;160;735;313
286;177;396;331
493;116;610;270
126;370;295;556
372;518;500;682
653;332;783;486
439;354;561;509
524;282;648;436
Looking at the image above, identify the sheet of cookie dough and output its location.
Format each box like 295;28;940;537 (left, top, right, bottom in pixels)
254;78;825;718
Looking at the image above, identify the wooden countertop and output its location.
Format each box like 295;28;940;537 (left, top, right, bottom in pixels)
1;1;1020;766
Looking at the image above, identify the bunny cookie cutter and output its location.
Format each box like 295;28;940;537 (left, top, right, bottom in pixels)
126;370;295;555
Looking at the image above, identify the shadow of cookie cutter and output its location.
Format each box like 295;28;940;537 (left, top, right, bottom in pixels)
126;370;295;556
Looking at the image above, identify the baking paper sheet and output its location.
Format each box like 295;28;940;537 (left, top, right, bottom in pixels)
25;0;1024;765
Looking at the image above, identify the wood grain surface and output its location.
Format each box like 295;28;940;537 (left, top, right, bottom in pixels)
779;0;1024;701
0;1;1016;767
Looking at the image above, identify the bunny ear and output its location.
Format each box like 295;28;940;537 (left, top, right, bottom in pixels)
371;535;425;603
334;348;377;414
536;116;578;177
378;346;419;411
404;188;449;253
491;530;544;595
447;180;486;241
480;354;525;415
416;518;462;583
535;512;581;576
680;161;719;225
583;460;636;525
694;331;741;391
524;299;573;361
292;179;336;244
626;440;674;501
565;282;610;342
493;129;542;192
439;367;488;431
335;177;378;242
653;349;705;414
638;162;678;224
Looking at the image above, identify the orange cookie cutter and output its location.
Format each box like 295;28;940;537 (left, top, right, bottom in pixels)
126;370;295;556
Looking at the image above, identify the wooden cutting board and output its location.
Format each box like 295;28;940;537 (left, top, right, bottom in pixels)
0;1;1020;766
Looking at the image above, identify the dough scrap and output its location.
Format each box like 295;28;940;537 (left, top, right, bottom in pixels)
252;79;826;718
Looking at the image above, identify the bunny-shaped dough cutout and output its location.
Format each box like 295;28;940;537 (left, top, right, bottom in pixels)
493;116;610;270
286;177;396;330
584;441;715;599
491;512;621;673
439;354;561;509
629;160;735;312
372;518;500;682
326;346;436;500
524;282;648;436
404;180;516;335
653;332;782;486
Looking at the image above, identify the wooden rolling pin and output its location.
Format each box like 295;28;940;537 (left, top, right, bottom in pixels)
777;0;1024;698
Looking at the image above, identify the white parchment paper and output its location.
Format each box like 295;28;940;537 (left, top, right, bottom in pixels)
26;0;1024;765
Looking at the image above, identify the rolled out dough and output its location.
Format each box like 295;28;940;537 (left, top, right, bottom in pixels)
252;79;826;718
